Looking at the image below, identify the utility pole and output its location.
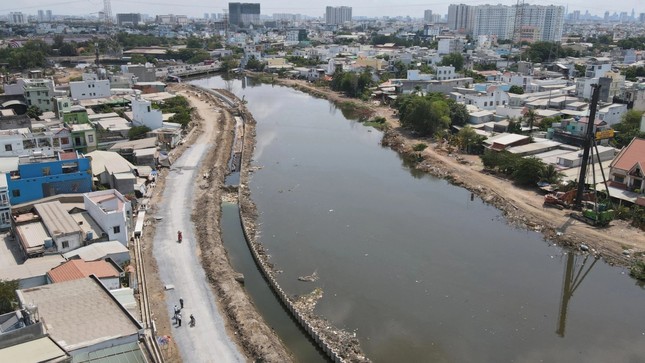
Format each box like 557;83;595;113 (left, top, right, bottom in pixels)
574;83;601;209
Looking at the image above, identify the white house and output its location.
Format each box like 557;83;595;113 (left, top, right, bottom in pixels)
70;78;111;100
597;103;627;126
407;69;433;81
435;66;456;81
131;97;163;130
84;190;132;247
464;85;510;110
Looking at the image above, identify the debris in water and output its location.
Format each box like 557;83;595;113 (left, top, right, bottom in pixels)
298;270;319;282
580;244;589;252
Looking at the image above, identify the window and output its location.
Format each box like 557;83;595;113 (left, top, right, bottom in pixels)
61;137;69;145
88;135;94;143
12;190;20;197
113;226;121;234
42;167;50;176
62;241;69;249
4;144;11;151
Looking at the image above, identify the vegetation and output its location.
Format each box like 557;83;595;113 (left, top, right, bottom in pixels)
394;93;451;136
630;260;645;281
128;125;151;140
522;41;577;63
524;109;538;134
26;106;42;119
363;116;387;130
508;85;524;95
439;53;464;72
612;110;645;148
166;48;211;64
286;56;320;67
219;55;240;73
538;164;564;184
0;279;19;314
157;96;193;128
0;40;49;69
245;56;265;72
480;150;550;186
616;37;645;51
622;66;645;82
412;143;428;152
330;69;374;99
454;126;486;154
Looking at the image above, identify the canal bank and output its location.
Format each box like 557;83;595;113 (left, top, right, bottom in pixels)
192;75;645;363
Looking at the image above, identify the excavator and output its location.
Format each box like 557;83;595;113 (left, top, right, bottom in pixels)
544;189;592;209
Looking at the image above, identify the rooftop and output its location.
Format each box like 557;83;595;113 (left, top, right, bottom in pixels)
17;277;142;352
62;241;128;263
35;201;82;237
610;138;645;172
0;335;69;363
47;259;119;283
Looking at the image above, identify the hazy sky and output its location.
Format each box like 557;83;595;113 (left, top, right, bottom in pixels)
1;0;643;19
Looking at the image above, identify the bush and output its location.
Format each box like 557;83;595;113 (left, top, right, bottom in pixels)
630;260;645;281
413;143;427;151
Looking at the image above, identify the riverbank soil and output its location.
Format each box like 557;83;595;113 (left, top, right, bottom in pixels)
276;78;644;267
163;83;290;361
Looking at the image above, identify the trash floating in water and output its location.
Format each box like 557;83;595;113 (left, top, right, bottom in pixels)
298;270;319;282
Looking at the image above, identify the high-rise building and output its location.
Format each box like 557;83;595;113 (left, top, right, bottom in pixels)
424;10;433;23
228;3;261;28
46;10;53;21
325;6;352;25
38;10;44;22
447;4;474;32
204;13;209;20
604;11;610;21
116;13;142;26
469;3;564;42
640;13;645;23
9;12;27;24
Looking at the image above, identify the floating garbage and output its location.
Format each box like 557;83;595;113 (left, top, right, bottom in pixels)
580;244;589;252
298;270;319;282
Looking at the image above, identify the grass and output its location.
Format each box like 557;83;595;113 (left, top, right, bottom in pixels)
630;260;645;281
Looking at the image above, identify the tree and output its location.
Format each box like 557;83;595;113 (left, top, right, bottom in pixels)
0;279;19;314
508;85;524;94
245;56;265;71
448;100;469;126
524;109;538;134
439;53;464;72
397;95;451;136
513;157;546;186
538;164;563;185
456;126;486;154
128;125;151;140
186;37;203;49
613;110;645;148
26;106;42;119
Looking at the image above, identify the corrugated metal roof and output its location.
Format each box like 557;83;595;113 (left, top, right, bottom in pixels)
16;221;50;251
63;241;128;262
47;259;119;283
86;150;135;175
0;336;69;362
71;340;146;363
36;201;82;237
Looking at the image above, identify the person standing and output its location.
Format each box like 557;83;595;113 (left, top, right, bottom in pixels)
173;305;179;321
179;297;184;309
177;313;182;327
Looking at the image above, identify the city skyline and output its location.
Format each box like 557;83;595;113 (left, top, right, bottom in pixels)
1;0;643;19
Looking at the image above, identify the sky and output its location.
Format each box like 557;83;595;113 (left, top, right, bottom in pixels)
1;0;643;19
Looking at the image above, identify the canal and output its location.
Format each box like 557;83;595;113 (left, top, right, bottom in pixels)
192;76;645;363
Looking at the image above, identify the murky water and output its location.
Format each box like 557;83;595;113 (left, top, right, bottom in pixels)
193;76;645;363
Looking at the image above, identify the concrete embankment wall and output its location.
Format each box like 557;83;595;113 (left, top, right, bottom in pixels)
192;84;347;363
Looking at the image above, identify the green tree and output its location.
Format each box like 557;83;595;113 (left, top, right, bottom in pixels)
613;110;645;148
397;95;451;136
512;157;546;186
245;56;265;71
508;118;522;133
508;85;524;94
0;279;19;314
128;125;151;140
439;53;464;71
26;106;42;119
456;126;486;154
186;37;203;49
448;100;469;126
525;109;538;134
538;164;563;184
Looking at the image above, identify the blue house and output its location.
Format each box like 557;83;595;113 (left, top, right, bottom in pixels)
6;151;92;205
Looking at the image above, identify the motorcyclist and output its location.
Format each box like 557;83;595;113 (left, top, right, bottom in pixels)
190;314;195;327
177;230;182;242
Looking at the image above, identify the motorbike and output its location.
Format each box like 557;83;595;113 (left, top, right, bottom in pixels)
189;314;195;327
177;231;183;243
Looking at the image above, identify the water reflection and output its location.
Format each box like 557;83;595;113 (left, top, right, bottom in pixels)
556;253;599;337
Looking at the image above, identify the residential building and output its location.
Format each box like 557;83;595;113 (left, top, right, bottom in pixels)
47;259;122;290
447;4;474;32
9;12;27;24
6;151;92;205
470;4;564;41
131;97;163;130
0;176;9;230
16;277;144;358
437;37;464;55
597;104;627;126
0;128;72;158
116;13;141;27
69;74;111;101
424;10;433;23
598;71;625;103
85;150;137;196
472;4;515;40
325;6;352;25
69;123;98;153
121;64;156;83
83;189;132;246
575;58;612;99
229;3;261;28
23;79;57;112
608;138;645;206
435;66;457;81
62;240;130;266
462;85;510;110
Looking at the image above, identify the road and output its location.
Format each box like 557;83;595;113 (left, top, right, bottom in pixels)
152;102;245;362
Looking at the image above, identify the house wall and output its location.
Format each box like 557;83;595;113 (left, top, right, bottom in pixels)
52;232;83;254
84;191;132;246
70;80;111;100
0;132;70;158
598;104;627;126
100;276;120;290
131;98;163;130
6;158;92;204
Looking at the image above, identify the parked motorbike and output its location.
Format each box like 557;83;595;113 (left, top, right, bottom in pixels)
177;230;183;243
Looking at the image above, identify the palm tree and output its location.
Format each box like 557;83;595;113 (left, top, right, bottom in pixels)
539;164;564;185
525;109;538;135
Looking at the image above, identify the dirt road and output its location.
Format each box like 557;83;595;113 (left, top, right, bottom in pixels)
142;84;291;362
277;78;644;266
